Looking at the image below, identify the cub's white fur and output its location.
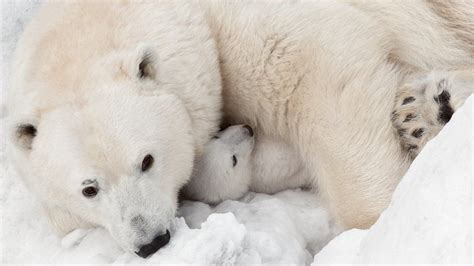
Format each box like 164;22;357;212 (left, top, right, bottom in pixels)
184;125;309;204
6;0;474;254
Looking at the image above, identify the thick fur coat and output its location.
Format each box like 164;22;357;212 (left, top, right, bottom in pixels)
7;0;474;254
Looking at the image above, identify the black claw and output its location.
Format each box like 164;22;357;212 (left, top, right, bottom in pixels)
411;128;425;138
402;97;415;105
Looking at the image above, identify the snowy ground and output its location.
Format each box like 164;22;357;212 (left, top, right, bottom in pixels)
1;1;472;264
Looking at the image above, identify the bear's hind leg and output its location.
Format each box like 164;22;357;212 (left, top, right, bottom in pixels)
392;69;474;159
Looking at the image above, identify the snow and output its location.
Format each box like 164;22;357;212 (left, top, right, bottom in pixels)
1;1;472;264
0;170;338;264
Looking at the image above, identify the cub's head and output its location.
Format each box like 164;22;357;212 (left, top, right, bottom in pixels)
204;124;255;181
185;125;255;203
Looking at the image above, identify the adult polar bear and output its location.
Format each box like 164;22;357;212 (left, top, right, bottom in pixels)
7;0;473;258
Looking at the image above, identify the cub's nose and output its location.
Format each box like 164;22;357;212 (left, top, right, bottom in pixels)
243;125;254;137
136;230;171;258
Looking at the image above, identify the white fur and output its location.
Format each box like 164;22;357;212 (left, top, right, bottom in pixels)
7;1;221;253
6;0;474;254
197;1;474;228
184;125;254;204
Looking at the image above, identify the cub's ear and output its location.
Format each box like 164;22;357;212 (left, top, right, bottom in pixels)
124;44;159;80
44;206;94;236
12;123;37;150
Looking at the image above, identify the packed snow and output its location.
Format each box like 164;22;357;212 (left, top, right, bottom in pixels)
1;1;472;264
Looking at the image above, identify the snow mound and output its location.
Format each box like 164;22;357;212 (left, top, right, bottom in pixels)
314;95;473;264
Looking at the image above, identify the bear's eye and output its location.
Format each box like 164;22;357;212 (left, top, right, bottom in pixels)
82;186;98;198
142;154;154;172
232;155;237;167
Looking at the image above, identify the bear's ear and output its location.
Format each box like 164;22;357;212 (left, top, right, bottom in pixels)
13;123;37;150
124;44;159;80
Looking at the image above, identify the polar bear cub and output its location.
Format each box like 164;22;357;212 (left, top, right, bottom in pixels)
184;125;310;204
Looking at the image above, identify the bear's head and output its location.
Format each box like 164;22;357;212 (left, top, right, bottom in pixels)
8;45;201;257
7;2;222;257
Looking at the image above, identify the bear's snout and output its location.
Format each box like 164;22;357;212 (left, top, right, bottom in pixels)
135;230;171;258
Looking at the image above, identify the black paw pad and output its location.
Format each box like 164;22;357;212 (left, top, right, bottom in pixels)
397;128;406;137
437;90;454;124
402;97;416;105
407;144;418;152
391;111;399;121
403;114;415;122
438;90;451;104
411;128;424;138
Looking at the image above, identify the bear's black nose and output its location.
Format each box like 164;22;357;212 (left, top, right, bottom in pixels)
136;230;171;258
243;125;254;137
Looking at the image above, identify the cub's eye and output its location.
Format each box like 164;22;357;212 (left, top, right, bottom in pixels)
82;186;98;198
232;155;237;167
142;154;154;172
